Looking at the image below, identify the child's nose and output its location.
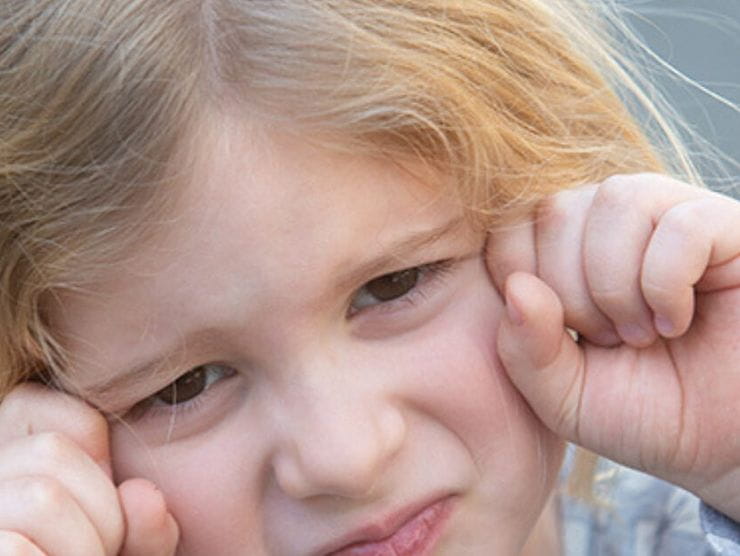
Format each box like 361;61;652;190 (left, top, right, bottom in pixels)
272;378;407;500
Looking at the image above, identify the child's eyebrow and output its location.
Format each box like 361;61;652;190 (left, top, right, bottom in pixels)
81;332;218;410
333;215;467;292
84;215;468;407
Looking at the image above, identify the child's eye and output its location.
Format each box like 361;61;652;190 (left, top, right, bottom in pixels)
154;364;231;405
349;260;453;314
128;363;236;420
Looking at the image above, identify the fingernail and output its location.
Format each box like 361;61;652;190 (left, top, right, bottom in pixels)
505;292;525;326
655;314;674;337
616;323;652;346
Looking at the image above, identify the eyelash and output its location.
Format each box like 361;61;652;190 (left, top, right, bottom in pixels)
126;364;236;421
127;259;457;422
347;259;455;317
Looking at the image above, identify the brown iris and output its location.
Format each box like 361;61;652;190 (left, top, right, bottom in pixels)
365;267;420;302
155;367;207;405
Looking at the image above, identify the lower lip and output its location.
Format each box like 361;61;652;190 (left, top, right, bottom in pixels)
330;498;454;556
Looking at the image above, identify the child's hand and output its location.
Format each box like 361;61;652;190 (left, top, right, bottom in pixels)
487;173;740;520
0;383;179;555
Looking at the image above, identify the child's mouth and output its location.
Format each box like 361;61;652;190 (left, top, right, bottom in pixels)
326;496;454;556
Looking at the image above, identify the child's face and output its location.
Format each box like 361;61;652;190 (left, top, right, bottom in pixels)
52;116;563;554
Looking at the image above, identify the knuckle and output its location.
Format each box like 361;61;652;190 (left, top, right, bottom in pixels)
641;277;681;306
537;184;594;226
660;201;702;235
0;385;34;423
595;172;684;210
537;193;570;229
73;405;109;443
0;383;106;442
589;284;629;307
19;476;68;514
30;431;74;464
594;173;641;208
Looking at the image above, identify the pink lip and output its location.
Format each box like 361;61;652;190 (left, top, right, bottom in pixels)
325;497;454;556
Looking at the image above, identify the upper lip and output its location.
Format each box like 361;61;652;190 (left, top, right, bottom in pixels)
317;494;452;555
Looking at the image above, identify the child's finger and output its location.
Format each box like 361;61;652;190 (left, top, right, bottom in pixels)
0;531;45;556
485;216;537;294
0;476;106;556
118;478;179;556
0;433;124;554
0;382;113;476
582;178;659;346
642;195;740;337
496;272;584;441
697;254;740;292
583;174;701;346
535;186;619;345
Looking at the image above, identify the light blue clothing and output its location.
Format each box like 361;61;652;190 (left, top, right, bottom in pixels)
701;504;740;555
558;452;740;555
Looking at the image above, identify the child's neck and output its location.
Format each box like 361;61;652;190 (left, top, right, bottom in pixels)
521;496;561;556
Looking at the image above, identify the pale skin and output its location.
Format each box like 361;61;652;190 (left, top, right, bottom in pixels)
0;116;738;554
492;174;740;515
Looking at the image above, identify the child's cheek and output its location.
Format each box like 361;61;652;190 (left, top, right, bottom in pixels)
110;410;266;553
413;256;558;456
395;258;562;519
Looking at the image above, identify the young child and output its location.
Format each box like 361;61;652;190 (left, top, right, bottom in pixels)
0;1;738;554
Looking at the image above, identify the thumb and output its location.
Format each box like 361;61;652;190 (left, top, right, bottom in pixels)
118;478;180;556
497;272;586;443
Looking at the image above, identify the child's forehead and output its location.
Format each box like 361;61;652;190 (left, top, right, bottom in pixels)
170;114;457;237
52;117;473;328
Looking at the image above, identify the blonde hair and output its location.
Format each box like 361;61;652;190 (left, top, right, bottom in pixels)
0;0;699;397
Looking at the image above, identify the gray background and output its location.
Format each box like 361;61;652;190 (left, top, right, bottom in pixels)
622;1;739;191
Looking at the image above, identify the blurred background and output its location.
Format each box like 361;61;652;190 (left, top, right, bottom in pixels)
621;1;739;194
